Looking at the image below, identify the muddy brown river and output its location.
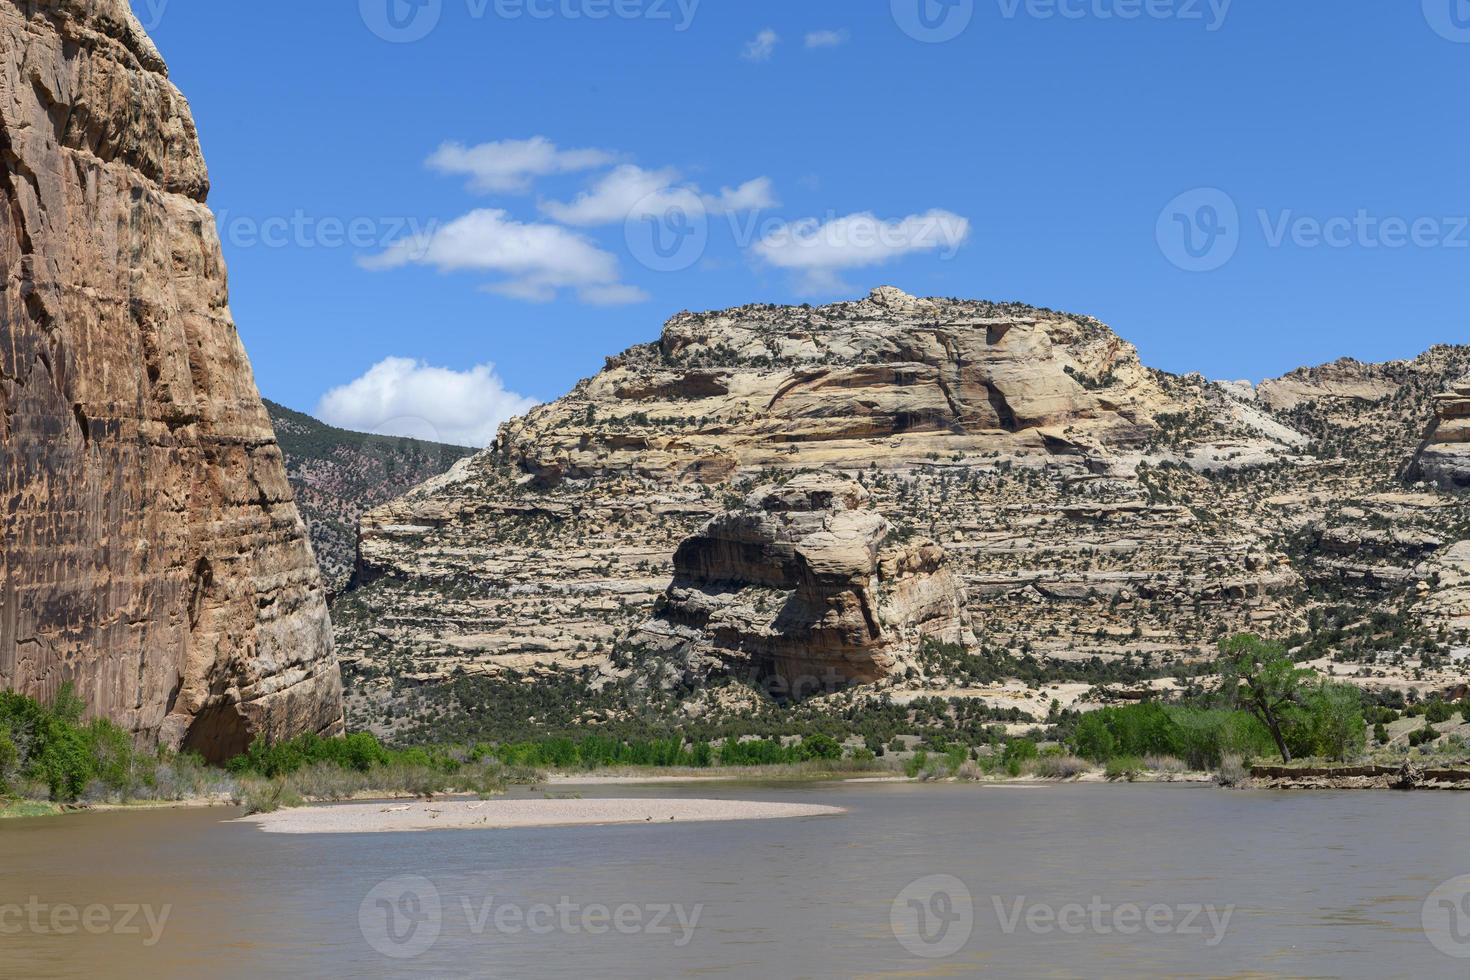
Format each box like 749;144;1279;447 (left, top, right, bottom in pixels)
2;782;1467;978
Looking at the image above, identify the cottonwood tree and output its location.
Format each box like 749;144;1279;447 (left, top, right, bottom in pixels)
1217;634;1312;763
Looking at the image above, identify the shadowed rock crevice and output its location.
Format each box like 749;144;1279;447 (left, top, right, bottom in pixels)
180;700;252;765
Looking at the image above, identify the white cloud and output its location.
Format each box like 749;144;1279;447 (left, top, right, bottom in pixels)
540;165;684;226
427;137;617;193
541;166;776;227
707;177;779;212
805;30;849;48
743;29;779;61
579;283;653;306
753;209;971;295
316;357;539;448
360;208;645;304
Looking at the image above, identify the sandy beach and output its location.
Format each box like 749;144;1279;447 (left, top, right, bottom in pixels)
544;773;732;785
239;798;846;834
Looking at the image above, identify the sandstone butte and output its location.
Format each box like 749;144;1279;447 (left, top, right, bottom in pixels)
339;285;1470;733
0;0;342;760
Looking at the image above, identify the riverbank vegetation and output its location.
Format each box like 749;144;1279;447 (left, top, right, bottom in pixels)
4;634;1467;817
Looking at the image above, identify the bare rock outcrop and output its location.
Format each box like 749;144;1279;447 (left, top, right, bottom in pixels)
337;288;1470;736
1407;380;1470;491
625;475;973;694
0;0;342;759
1257;358;1403;412
494;287;1288;484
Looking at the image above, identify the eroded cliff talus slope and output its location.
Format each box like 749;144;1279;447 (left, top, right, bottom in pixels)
334;289;1470;739
0;0;342;759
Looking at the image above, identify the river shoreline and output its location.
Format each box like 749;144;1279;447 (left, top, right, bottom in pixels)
7;760;1470;823
1243;762;1470;791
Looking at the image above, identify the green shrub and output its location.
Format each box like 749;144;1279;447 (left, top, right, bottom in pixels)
1425;700;1454;724
0;726;16;794
1071;704;1277;769
1002;739;1037;776
1168;708;1276;769
803;734;843;761
229;732;399;778
240;780;305;815
87;720;137;793
1296;683;1367;763
1409;725;1440;748
0;686;142;801
1071;704;1177;762
1105;756;1144;781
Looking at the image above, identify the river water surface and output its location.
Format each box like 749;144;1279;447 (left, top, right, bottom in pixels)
2;782;1468;978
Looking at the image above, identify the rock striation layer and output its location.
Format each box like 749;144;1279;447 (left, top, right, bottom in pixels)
626;474;973;693
339;292;1470;737
495;284;1284;482
1408;379;1470;491
0;0;342;759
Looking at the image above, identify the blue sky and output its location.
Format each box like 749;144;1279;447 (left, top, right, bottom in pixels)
138;1;1470;444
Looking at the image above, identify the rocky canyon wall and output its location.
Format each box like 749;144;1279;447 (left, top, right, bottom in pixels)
1408;378;1470;491
0;0;342;759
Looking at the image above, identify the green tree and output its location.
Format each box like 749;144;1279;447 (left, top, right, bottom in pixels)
1425;700;1454;724
1302;681;1367;763
1217;635;1312;763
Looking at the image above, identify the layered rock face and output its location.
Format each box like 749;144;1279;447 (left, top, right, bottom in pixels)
340;288;1318;729
0;0;342;759
626;475;973;693
497;285;1275;482
340;291;1470;736
1407;379;1470;490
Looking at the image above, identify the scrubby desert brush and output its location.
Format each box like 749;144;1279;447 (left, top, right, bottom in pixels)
1143;755;1190;775
1027;755;1090;780
1215;754;1249;787
1104;757;1145;782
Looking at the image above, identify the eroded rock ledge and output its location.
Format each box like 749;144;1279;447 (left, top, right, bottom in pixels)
623;474;974;694
0;0;342;758
1408;379;1470;491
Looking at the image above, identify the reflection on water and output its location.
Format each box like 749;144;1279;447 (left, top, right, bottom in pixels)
1;783;1467;979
